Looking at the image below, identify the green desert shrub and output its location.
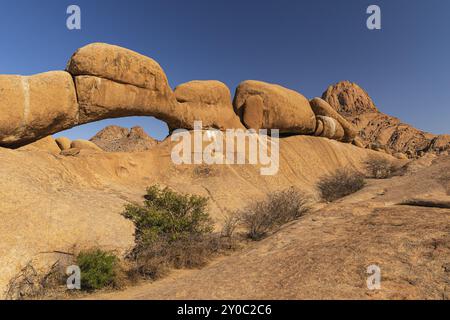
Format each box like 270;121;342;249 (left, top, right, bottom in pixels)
317;168;366;202
76;249;120;291
239;188;310;241
123;185;225;279
123;185;213;253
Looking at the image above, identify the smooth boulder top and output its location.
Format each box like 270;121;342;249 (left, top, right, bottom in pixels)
234;80;316;134
174;80;244;130
310;97;357;142
66;43;171;94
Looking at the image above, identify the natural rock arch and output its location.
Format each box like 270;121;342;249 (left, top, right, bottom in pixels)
0;43;359;149
0;43;243;148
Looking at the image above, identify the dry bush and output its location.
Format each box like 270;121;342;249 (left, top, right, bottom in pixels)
365;155;395;179
221;213;241;239
317;168;366;202
129;234;229;280
5;261;64;300
239;188;310;241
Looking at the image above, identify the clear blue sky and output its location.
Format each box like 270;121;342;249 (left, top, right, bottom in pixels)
0;0;449;140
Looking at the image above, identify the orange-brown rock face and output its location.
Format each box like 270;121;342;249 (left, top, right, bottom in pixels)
174;80;244;130
68;43;180;129
234;80;316;134
0;43;247;148
322;80;378;116
0;71;78;148
90;125;158;152
309;97;357;142
322;81;448;157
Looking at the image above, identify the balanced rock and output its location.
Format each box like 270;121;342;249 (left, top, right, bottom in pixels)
233;81;316;134
174;81;244;130
55;137;72;151
0;71;78;148
310;97;357;142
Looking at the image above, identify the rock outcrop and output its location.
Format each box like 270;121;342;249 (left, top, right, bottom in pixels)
174;80;244;130
428;134;450;153
234;80;316;134
310;97;357;142
0;72;78;148
68;43;180;128
322;81;378;116
322;81;449;157
90;125;158;152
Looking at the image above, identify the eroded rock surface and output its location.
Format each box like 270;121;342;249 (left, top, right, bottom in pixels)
0;72;78;148
234;80;316;134
322;81;448;157
174;80;244;130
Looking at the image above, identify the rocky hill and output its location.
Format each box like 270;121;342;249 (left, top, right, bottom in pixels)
322;81;450;157
90;126;158;152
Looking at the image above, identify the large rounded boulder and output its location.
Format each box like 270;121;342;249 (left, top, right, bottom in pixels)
67;43;179;127
233;81;316;134
174;80;244;130
0;71;78;148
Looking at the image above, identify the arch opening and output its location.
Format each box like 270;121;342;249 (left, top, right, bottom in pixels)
54;116;169;142
52;116;170;152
